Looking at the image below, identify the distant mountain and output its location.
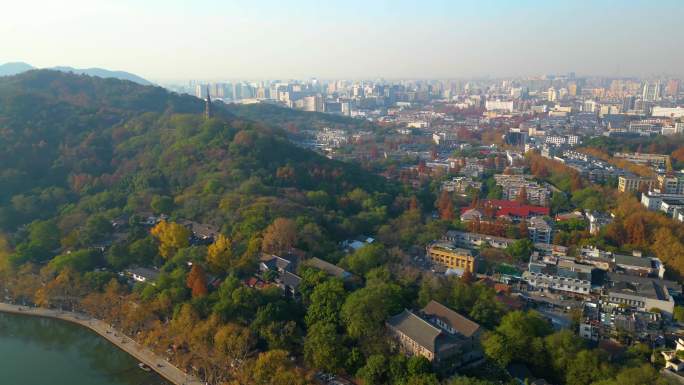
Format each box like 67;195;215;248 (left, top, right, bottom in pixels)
0;62;151;85
0;62;34;76
51;66;152;85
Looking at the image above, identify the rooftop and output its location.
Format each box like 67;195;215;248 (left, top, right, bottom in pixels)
607;273;679;300
305;257;351;279
387;309;457;354
126;267;160;281
422;300;480;338
614;254;653;269
428;243;473;256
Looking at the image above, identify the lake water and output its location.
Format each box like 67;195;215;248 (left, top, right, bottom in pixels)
0;312;172;385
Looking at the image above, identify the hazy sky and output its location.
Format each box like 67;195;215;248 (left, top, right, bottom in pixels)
2;0;683;81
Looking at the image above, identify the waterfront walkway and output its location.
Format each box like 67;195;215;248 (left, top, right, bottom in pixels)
0;302;204;385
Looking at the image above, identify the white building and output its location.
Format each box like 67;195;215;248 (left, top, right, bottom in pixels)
652;106;684;118
485;100;514;112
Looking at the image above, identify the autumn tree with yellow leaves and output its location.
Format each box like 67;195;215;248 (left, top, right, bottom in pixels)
150;220;190;259
207;234;234;272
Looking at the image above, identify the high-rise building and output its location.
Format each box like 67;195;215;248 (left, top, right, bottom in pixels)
622;96;636;112
666;79;680;97
642;81;662;101
547;87;557;102
210;83;227;99
232;83;242;101
195;84;207;99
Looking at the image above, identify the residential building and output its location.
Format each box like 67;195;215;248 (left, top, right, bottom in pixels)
614;152;669;168
642;81;661;101
614;252;665;278
586;211;612;235
125;267;160;284
524;253;594;296
441;177;482;194
279;271;302;298
640;191;684;219
657;174;684;194
485;99;514;112
443;230;516;250
662;338;684;374
259;254;294;274
618;175;656;193
304;257;353;280
259;254;303;298
641;191;684;210
494;174;551;206
527;217;552;244
433;132;459;147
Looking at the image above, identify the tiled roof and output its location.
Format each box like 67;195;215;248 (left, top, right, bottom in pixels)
281;271;302;288
463;200;550;218
422;300;481;338
387;309;442;353
305;257;351;279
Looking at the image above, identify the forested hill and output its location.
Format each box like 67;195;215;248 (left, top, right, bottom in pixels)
0;70;394;253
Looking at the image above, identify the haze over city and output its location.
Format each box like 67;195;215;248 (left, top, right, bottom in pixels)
3;0;684;81
4;2;684;385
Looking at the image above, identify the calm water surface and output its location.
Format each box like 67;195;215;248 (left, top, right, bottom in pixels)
0;312;172;385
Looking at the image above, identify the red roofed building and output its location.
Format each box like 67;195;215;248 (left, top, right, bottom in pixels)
460;199;549;222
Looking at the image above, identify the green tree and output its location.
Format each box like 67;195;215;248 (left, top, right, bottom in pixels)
341;243;387;276
357;354;389;385
105;241;132;270
81;214;113;245
544;330;586;379
674;305;684;323
448;377;497;385
48;249;99;272
482;311;552;367
406;355;431;376
303;321;346;373
565;350;613;385
593;364;669;385
305;278;347;326
506;239;534;263
128;236;158;265
341;283;403;350
151;195;174;214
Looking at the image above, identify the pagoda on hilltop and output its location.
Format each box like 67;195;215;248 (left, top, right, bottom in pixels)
204;86;213;119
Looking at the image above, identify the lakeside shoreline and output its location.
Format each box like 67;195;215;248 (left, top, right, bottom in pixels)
0;302;203;385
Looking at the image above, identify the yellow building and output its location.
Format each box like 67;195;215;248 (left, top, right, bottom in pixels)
427;243;477;273
618;175;656;193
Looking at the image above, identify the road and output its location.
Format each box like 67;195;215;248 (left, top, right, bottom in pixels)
0;302;203;385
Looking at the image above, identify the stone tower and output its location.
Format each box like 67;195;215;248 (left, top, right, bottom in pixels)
204;86;213;119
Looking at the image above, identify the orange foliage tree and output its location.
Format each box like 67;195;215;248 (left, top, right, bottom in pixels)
261;218;298;255
436;191;454;220
187;265;208;298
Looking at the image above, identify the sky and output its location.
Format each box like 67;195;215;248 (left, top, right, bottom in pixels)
2;0;683;82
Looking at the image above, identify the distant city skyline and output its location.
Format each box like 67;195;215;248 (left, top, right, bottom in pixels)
3;0;684;82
